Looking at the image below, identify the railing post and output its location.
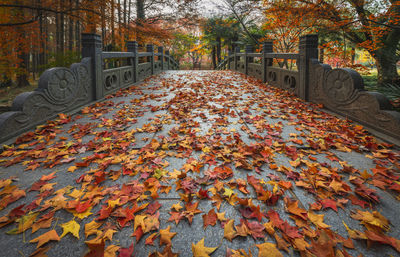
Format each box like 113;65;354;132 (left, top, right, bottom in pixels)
245;45;253;75
234;46;240;71
299;34;318;101
165;50;170;70
82;33;103;100
127;41;138;82
158;46;164;71
262;41;273;83
147;44;154;75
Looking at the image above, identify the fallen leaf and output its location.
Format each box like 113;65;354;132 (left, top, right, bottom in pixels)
30;229;60;248
192;238;218;257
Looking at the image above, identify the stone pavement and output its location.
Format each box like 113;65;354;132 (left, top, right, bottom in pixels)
0;70;400;257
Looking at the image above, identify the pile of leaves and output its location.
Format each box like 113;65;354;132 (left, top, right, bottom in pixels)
0;70;400;256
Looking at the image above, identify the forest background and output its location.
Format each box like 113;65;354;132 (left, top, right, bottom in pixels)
0;0;399;108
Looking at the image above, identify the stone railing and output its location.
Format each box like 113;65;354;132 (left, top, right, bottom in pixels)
217;34;400;141
0;33;179;143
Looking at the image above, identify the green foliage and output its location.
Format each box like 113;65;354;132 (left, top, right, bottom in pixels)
170;32;198;61
40;50;81;73
363;73;400;111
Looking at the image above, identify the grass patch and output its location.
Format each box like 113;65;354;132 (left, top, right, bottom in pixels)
361;71;400;112
0;82;38;113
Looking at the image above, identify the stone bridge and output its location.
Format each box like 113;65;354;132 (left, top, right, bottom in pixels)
0;34;399;257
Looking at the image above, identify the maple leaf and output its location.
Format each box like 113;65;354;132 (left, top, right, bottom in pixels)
168;211;183;225
105;245;119;257
255;242;283;257
84;239;105;257
309;230;335;257
32;211;54;233
308;211;330;229
350;210;390;231
171;202;183;212
192;238;218;257
60;219;80;239
145;232;158;245
30;229;60;248
202;208;217;229
216;211;227;222
247;220;265;240
320;199;338;212
159;225;177;246
224;219;237;241
29;246;51;257
134;214;147;231
146;201;162;215
235;220;250;237
183;202;202;225
7;212;38;234
85;220;103;238
143;212;160;233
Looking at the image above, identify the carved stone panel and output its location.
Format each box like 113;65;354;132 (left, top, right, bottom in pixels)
0;58;92;142
138;63;152;81
266;67;299;94
309;59;400;140
154;61;162;74
236;62;245;73
103;66;134;94
248;63;262;80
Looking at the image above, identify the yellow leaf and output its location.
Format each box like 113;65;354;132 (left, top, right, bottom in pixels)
224;219;237;242
85;220;102;238
30;230;60;248
160;225;177;246
256;242;283;257
134;215;147;231
70;207;93;219
68;166;78;172
69;189;83;199
192;238;218;257
17;212;39;233
60;219;80;239
105;245;119;257
171;202;183;211
308;211;330;228
202;146;211;153
107;199;120;208
329;179;343;193
223;187;234;198
216;212;227;222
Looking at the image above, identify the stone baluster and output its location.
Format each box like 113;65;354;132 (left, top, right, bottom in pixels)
82;33;103;100
127;41;138;82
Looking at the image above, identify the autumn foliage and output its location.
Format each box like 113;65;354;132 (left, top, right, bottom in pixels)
0;70;400;256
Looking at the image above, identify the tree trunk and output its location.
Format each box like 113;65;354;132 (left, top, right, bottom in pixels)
68;0;74;51
127;0;132;39
123;0;127;40
101;2;106;46
374;48;400;86
75;0;80;52
118;0;122;40
212;46;216;69
111;0;115;46
60;0;65;55
136;0;145;45
16;0;30;87
216;37;221;64
351;47;355;65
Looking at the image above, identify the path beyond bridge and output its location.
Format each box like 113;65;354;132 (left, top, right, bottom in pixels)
0;70;399;257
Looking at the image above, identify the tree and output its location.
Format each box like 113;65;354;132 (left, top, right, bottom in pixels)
263;0;400;86
201;17;241;68
262;0;318;52
214;0;263;45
